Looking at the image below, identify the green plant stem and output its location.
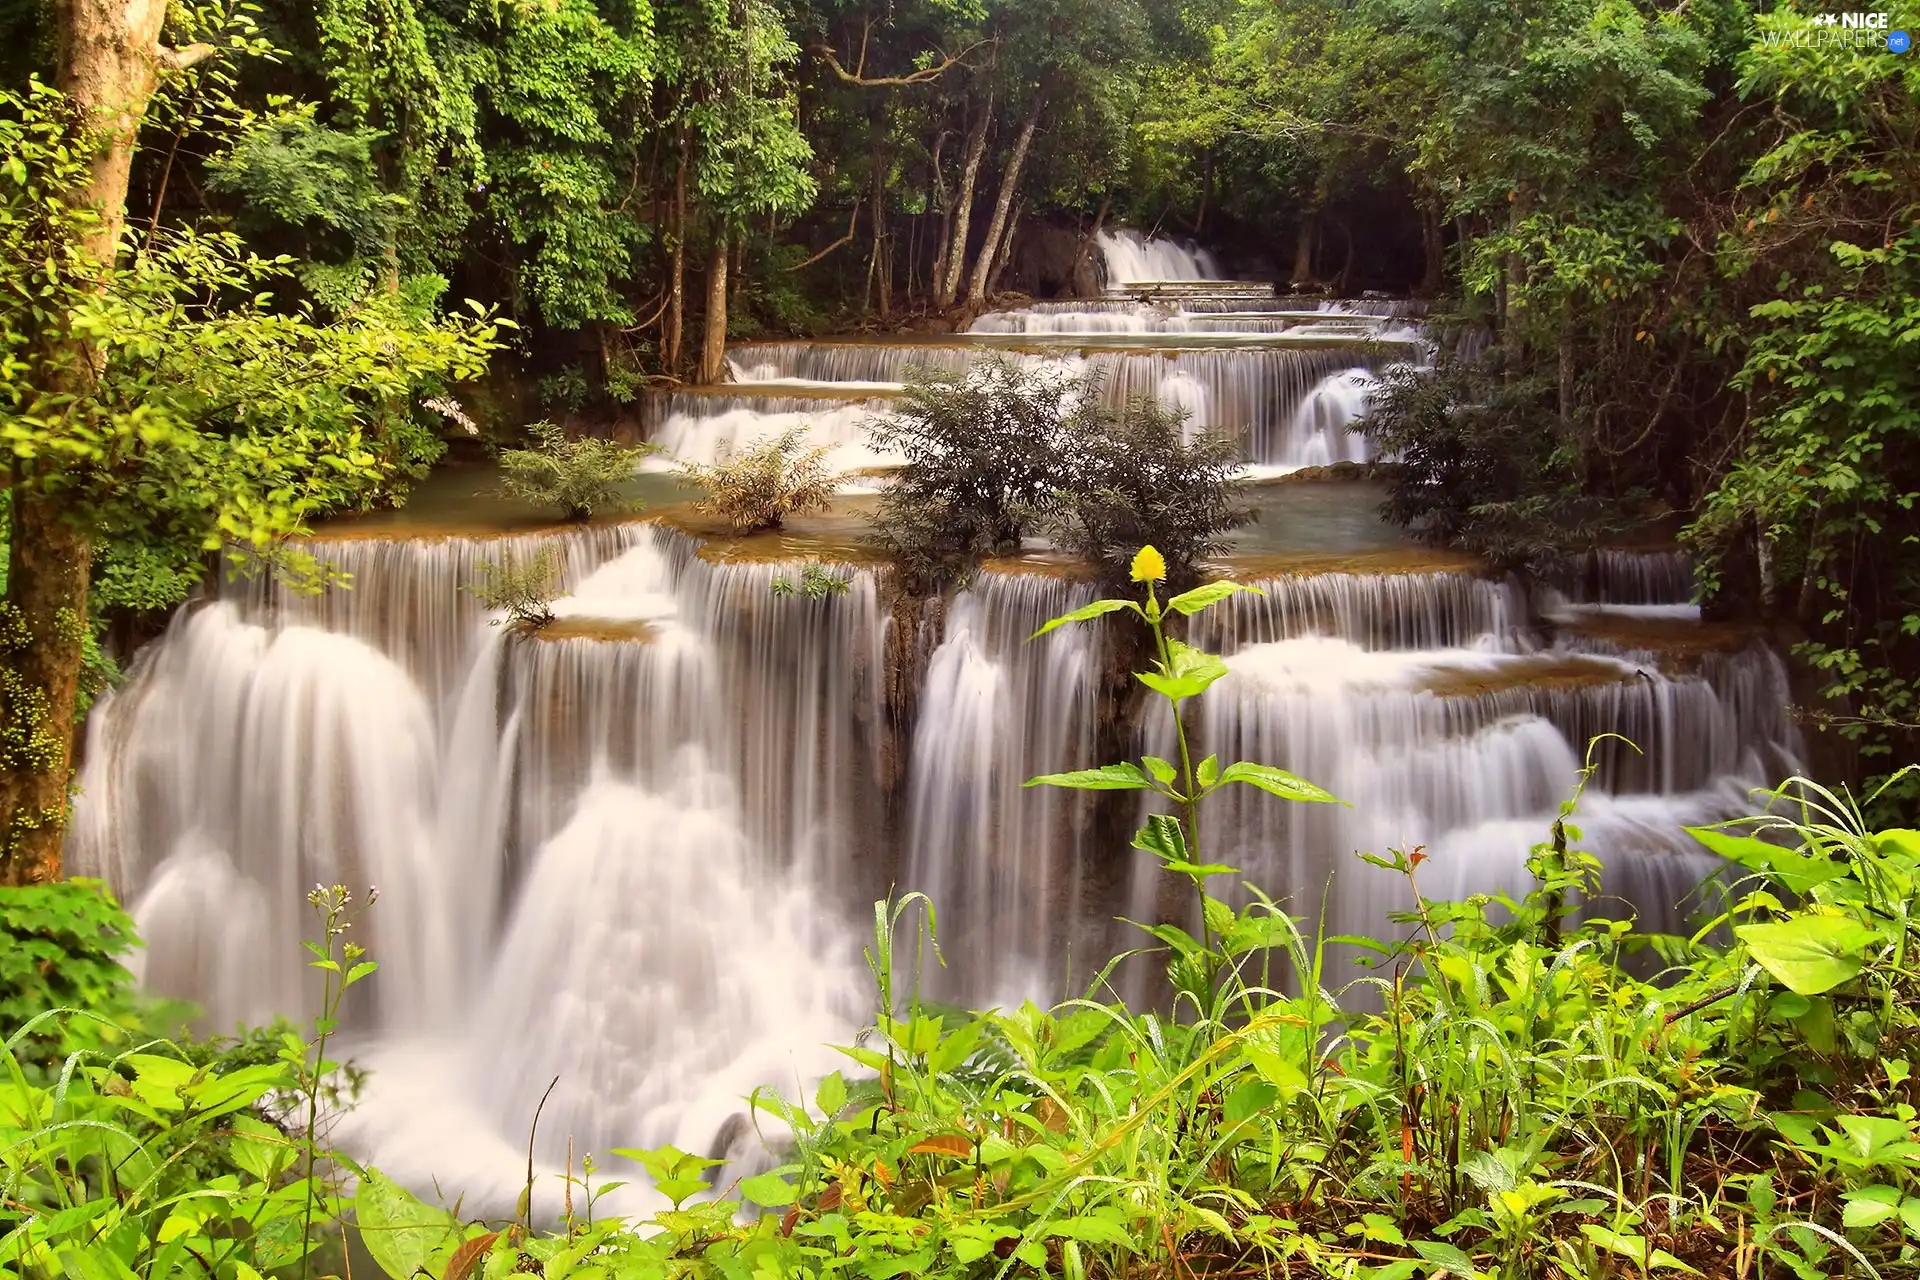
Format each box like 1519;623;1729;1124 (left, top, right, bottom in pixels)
1148;587;1214;993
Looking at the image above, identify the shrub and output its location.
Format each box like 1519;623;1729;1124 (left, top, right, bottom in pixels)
770;561;853;599
1360;352;1630;573
0;879;138;1075
497;420;652;521
679;427;837;534
1045;398;1250;590
469;547;561;628
869;358;1083;589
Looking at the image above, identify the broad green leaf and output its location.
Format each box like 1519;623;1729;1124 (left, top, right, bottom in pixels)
1026;763;1154;791
1735;915;1880;994
1842;1186;1901;1228
1223;1080;1278;1125
1131;814;1189;862
1031;598;1138;639
1216;762;1341;805
1687;826;1849;895
1141;756;1178;785
1197;754;1219;789
1166;580;1263;616
1137;639;1229;704
1410;1238;1481;1276
1045;1214;1137;1250
739;1172;798;1208
815;1071;847;1116
353;1168;462;1279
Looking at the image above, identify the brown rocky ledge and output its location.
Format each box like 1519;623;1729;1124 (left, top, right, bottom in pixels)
533;618;659;643
1415;654;1640;698
1213;547;1484;579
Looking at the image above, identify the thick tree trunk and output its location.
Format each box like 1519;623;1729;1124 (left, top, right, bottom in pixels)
1288;217;1317;286
937;97;992;309
965;99;1040;304
666;133;689;372
1;484;94;885
1069;193;1111;295
698;232;729;385
0;0;180;884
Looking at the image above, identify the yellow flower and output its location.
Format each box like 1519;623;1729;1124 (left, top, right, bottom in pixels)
1130;545;1166;584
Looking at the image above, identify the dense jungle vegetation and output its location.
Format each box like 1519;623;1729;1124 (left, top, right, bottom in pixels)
4;0;1920;1274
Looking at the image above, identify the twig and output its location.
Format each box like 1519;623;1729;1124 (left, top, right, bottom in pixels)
522;1076;561;1234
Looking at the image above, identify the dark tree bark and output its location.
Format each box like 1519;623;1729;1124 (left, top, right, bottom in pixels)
3;0;198;883
698;231;729;385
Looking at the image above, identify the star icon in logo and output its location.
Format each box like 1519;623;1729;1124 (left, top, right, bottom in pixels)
1813;11;1838;23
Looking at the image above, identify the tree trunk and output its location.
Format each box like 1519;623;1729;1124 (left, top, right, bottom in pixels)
1069;193;1111;295
698;231;729;385
666;131;689;372
1288;217;1317;286
937;96;992;308
965;99;1040;304
985;199;1023;297
0;0;179;884
1418;203;1444;296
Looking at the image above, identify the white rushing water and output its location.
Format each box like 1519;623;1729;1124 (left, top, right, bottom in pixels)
66;230;1802;1216
635;226;1420;473
1096;229;1222;284
70;524;881;1215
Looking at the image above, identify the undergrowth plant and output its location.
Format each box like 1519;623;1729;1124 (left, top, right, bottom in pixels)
0;885;378;1279
469;547;562;629
498;422;653;521
679;428;837;534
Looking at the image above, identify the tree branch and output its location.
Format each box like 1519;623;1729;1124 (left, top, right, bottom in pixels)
808;41;984;87
158;43;219;72
787;199;863;271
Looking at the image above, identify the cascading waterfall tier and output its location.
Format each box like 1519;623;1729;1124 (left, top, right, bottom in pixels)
641;227;1425;472
69;521;883;1214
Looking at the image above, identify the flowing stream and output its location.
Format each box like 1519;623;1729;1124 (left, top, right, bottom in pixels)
68;233;1801;1213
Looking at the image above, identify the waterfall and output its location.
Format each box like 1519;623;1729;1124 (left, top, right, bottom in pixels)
70;521;881;1214
901;569;1104;1004
1096;229;1222;284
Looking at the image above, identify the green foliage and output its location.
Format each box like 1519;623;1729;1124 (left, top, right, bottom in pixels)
679;428;837;534
0;885;378;1279
1044;399;1248;591
771;562;853;599
496;422;653;521
873;360;1251;591
0;880;138;1076
870;359;1081;590
468;547;562;629
1361;351;1634;574
0;75;501;580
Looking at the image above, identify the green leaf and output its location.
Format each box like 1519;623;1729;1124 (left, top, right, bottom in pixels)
354;1168;462;1279
1410;1238;1481;1276
1735;915;1881;994
1166;580;1263;616
1216;762;1341;805
1031;598;1139;639
1842;1186;1901;1228
1026;763;1154;791
815;1071;848;1117
1687;826;1849;895
1223;1080;1278;1125
1137;639;1229;703
1141;756;1178;785
739;1172;798;1208
1196;754;1219;789
1131;814;1189;862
